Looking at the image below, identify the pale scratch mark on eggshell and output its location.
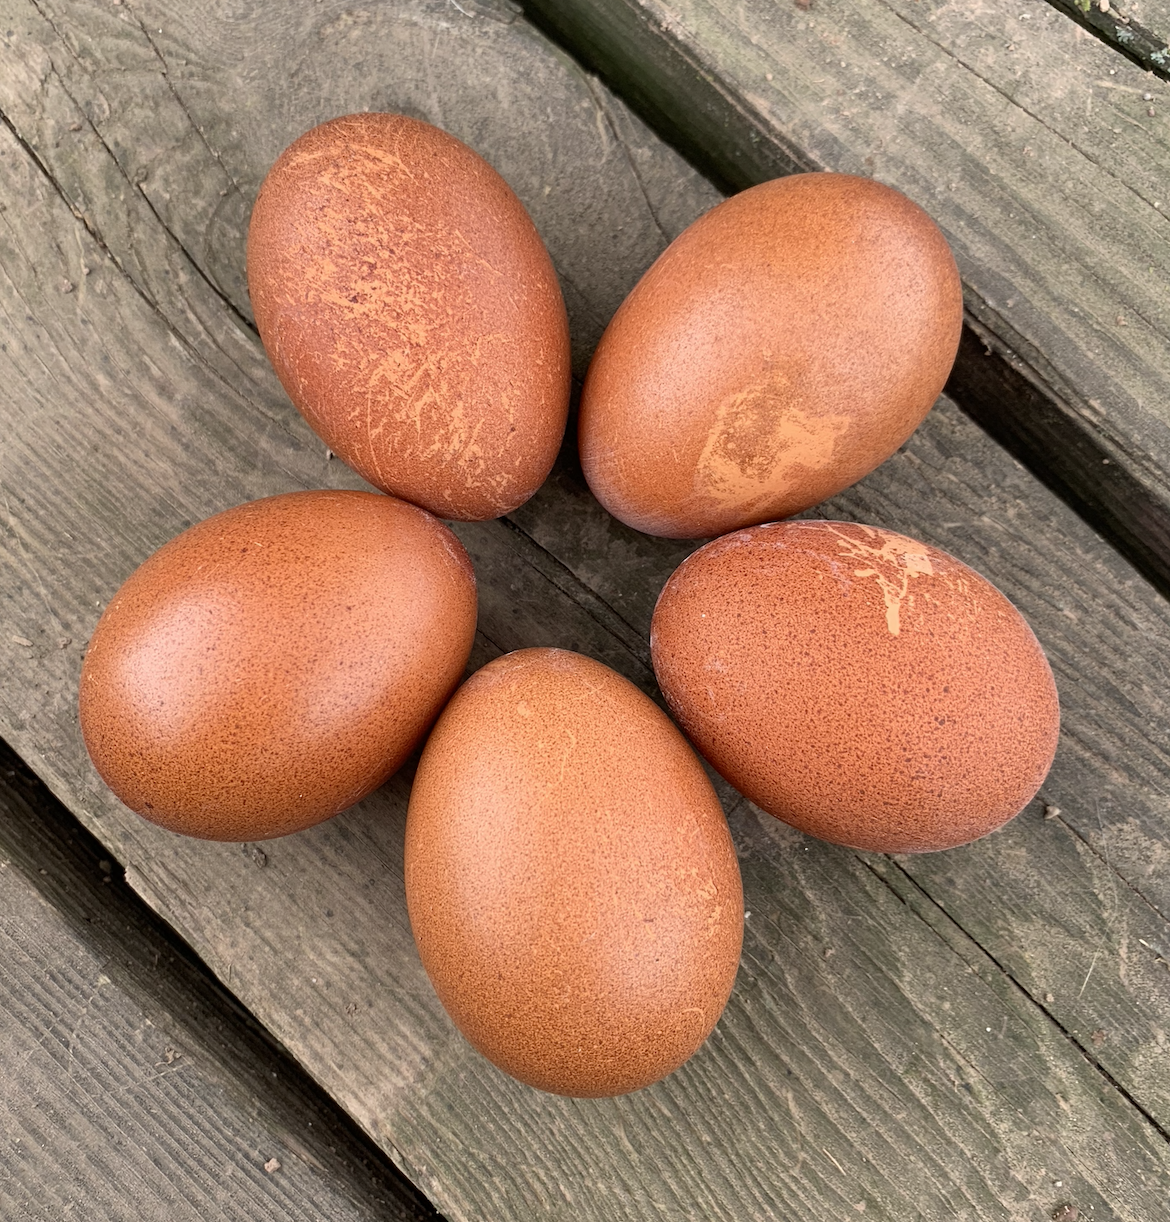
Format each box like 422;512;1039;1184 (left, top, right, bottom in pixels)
825;523;936;635
694;380;853;512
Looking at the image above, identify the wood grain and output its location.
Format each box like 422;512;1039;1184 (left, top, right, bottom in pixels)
1;2;1169;1219
0;744;440;1222
520;0;1170;601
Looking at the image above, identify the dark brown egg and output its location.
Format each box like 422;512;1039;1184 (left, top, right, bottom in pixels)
247;113;570;521
651;521;1059;853
580;173;963;538
405;648;743;1097
79;491;477;841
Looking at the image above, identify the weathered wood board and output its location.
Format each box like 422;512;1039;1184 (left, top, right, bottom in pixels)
1;2;1169;1220
0;744;440;1222
522;0;1170;603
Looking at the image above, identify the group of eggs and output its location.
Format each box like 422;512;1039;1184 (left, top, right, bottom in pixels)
78;113;1060;1098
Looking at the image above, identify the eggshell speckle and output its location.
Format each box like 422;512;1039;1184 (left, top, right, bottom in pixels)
247;113;571;520
651;521;1060;853
580;174;963;538
79;491;477;841
405;648;743;1097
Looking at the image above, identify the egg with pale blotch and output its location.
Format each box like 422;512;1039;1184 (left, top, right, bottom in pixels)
79;491;477;841
580;173;963;539
651;521;1060;853
248;113;571;521
405;648;743;1097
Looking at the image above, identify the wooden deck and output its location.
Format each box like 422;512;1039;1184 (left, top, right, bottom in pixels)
1;1;1168;1219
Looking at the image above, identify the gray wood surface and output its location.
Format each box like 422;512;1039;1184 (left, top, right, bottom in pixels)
1;2;1170;1220
521;0;1170;604
0;744;440;1222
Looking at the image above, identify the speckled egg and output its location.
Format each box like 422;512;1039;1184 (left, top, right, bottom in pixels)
651;521;1059;853
404;648;743;1097
79;491;477;841
247;113;570;520
580;174;963;538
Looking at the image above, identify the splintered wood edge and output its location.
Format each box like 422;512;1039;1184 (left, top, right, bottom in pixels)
1043;0;1170;80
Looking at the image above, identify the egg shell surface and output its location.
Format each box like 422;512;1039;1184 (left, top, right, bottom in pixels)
79;490;477;841
651;521;1060;853
247;113;571;521
405;648;743;1097
580;173;963;538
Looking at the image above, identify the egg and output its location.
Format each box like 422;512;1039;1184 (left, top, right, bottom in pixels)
579;173;963;538
247;113;571;521
404;648;743;1097
79;491;477;841
651;521;1059;853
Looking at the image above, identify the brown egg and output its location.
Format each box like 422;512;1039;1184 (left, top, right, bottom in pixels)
247;113;570;521
405;648;743;1097
79;491;477;841
580;173;963;538
651;521;1059;853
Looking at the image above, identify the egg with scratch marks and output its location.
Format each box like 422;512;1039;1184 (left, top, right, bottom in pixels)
580;173;962;538
405;648;743;1097
650;521;1059;853
248;113;571;521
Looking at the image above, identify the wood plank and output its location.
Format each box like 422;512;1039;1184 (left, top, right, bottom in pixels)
2;2;1170;1219
0;743;440;1222
520;0;1170;603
